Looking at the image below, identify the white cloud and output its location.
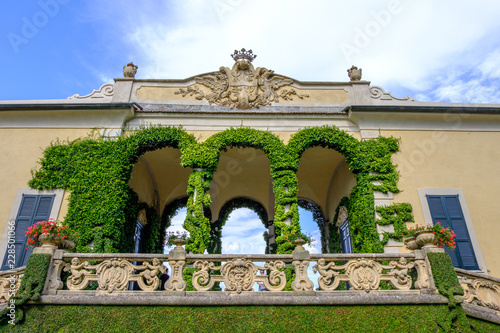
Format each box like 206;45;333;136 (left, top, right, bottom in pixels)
221;208;267;254
104;0;500;103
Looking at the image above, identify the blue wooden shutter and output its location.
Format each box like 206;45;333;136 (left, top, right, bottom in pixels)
1;194;54;270
339;219;353;254
426;195;479;270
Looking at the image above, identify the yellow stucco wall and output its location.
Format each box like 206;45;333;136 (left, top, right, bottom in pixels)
0;128;91;237
384;130;500;277
326;162;357;222
128;158;156;208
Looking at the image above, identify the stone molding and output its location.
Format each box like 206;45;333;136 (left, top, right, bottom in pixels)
369;86;415;102
67;83;115;101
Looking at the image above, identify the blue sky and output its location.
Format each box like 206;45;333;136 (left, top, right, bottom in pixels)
2;0;500;103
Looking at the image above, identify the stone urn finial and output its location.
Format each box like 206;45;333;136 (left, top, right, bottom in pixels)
347;65;362;81
123;62;138;78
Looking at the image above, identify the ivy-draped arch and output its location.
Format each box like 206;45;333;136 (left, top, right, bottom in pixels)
30;126;197;253
288;126;400;253
29;125;405;256
209;197;269;254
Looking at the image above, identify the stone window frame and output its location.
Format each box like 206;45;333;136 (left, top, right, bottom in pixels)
418;187;487;274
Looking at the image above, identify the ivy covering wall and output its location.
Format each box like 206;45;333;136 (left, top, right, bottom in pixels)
29;125;407;255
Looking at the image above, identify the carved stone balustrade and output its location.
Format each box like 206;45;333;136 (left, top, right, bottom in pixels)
311;251;431;292
48;245;434;296
0;267;25;304
456;268;500;324
17;244;456;307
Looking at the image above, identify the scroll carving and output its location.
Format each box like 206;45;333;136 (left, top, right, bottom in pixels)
192;258;286;293
458;274;500;311
313;257;415;292
67;83;115;100
0;270;24;303
65;257;165;293
370;86;415;102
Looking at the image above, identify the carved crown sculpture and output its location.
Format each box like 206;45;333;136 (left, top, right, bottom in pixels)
231;48;257;62
347;65;362;81
123;62;138;78
175;49;308;109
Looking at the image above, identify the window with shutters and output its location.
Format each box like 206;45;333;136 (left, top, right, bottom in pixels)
339;219;353;254
0;188;64;271
418;188;486;272
426;195;479;270
1;194;55;270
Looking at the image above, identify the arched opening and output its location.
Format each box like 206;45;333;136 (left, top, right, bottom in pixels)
221;208;268;254
297;199;324;254
128;147;192;253
296;147;356;253
211;197;269;254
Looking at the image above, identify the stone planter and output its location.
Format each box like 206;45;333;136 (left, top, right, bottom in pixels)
38;233;57;249
123;62;138;78
38;233;75;250
173;238;187;249
404;236;418;251
415;230;438;248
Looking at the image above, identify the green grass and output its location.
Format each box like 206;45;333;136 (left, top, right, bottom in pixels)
0;304;460;333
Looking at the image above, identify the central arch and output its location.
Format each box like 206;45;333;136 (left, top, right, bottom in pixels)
210;197;269;254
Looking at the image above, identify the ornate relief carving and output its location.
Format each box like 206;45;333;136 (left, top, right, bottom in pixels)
175;48;309;109
65;257;165;293
67;83;115;100
313;257;415;292
0;269;24;303
370;86;415;102
458;273;500;311
192;258;286;293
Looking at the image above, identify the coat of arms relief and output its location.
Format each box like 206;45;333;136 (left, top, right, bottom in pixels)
175;49;309;109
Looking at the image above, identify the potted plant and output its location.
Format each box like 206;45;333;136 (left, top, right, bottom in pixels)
165;231;189;248
403;223;456;250
25;219;75;250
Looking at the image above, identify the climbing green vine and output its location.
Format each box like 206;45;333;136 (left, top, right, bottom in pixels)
29;124;410;256
376;203;414;245
0;254;51;325
427;252;471;332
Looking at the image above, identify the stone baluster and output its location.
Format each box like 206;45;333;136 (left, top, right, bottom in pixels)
291;238;314;291
45;249;66;295
165;238;187;291
413;249;432;290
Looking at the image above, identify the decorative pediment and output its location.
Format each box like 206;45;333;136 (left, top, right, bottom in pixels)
174;49;309;109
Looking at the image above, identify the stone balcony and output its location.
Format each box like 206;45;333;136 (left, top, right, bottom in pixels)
1;241;499;325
